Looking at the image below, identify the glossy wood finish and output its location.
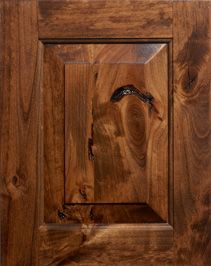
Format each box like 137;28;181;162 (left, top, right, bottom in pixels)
173;2;211;265
38;0;172;39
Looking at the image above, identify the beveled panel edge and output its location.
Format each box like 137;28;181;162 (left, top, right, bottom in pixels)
42;39;173;227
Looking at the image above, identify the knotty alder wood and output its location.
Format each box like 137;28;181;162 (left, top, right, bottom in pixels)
38;0;172;39
1;0;210;265
43;45;65;223
173;1;211;265
64;43;168;222
0;1;42;265
59;204;164;224
39;223;173;265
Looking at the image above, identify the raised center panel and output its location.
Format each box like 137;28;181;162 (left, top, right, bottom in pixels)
44;43;169;224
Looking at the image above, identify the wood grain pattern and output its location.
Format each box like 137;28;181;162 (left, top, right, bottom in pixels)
1;1;210;265
43;45;65;223
38;0;172;39
39;224;173;266
144;44;169;222
65;64;94;204
55;204;164;224
173;1;211;265
64;44;169;222
0;1;42;265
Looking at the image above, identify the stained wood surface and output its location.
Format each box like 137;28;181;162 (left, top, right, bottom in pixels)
0;1;42;265
44;45;65;223
63;44;168;222
142;44;169;221
38;0;172;39
65;64;95;204
56;204;164;224
173;1;211;265
39;224;173;266
1;0;210;265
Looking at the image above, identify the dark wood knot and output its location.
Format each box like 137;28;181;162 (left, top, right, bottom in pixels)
58;210;66;220
110;84;154;104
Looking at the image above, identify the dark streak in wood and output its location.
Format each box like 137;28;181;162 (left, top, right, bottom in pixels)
176;16;209;93
173;1;211;264
61;43;168;221
110;84;154;104
88;138;94;161
88;124;94;161
79;186;88;201
58;210;66;220
11;176;18;186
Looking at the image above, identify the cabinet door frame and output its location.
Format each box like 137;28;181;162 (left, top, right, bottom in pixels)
1;1;210;265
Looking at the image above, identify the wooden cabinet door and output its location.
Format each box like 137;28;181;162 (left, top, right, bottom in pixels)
1;1;210;265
